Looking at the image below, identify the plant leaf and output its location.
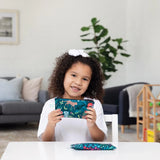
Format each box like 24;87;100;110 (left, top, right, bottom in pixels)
80;33;90;37
99;28;108;37
112;38;123;45
91;17;98;25
118;45;124;50
121;53;130;57
94;25;104;33
108;45;117;57
84;47;93;50
81;38;93;42
81;26;90;31
88;51;98;59
113;60;123;64
93;36;101;44
99;37;111;45
104;74;111;80
99;55;106;63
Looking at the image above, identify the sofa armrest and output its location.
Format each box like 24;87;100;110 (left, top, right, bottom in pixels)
118;90;130;124
103;85;127;104
38;90;49;103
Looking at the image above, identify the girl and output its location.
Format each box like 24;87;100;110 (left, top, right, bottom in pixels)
37;49;107;141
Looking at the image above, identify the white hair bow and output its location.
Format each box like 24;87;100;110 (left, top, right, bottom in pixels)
68;49;89;57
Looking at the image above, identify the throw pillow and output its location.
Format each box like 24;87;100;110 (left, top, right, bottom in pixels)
22;77;42;102
0;78;23;101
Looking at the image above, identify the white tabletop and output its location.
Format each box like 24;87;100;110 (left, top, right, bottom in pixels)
1;142;160;160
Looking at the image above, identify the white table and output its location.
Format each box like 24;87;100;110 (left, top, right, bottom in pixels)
1;142;160;160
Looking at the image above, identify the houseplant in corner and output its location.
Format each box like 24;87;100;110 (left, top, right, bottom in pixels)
80;17;130;80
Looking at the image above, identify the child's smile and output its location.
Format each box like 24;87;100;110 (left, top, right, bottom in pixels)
71;86;81;92
63;62;92;99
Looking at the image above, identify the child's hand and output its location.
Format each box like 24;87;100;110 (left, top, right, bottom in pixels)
48;109;63;127
84;107;96;128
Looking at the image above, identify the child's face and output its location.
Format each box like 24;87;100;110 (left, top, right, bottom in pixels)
63;62;92;99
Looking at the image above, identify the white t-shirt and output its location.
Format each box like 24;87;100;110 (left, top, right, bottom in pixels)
37;97;107;141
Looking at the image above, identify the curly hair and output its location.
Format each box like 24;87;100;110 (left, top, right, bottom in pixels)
48;53;105;103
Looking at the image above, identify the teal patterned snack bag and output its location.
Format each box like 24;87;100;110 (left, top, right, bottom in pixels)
71;143;116;150
55;98;94;118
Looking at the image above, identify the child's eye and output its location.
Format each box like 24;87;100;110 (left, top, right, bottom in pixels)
71;74;76;77
83;78;89;81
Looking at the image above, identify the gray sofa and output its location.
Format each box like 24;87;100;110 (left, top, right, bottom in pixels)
0;77;49;124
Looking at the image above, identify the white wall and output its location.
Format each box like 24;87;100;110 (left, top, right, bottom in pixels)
0;0;128;89
1;1;160;90
126;0;160;85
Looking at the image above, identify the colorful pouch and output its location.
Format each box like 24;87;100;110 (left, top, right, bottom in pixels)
71;143;116;150
55;98;94;118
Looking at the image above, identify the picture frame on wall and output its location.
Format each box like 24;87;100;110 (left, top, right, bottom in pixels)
0;9;19;45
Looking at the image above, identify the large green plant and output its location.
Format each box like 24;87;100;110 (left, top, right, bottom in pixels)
80;17;130;80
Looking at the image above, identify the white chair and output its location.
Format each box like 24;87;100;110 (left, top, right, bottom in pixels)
104;114;118;144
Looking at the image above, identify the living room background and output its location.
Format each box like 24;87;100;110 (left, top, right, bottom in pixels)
0;0;160;89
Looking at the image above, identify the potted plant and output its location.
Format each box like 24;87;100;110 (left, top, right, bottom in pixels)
80;17;130;80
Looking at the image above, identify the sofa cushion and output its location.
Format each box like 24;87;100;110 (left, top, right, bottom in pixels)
0;101;43;115
22;77;42;102
102;104;118;114
0;78;23;101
